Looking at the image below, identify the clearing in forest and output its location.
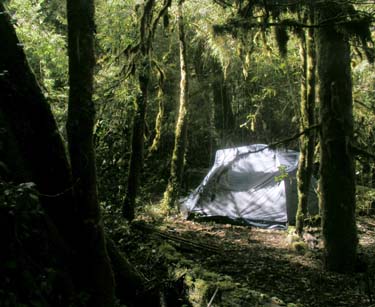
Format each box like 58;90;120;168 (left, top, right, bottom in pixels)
122;215;375;307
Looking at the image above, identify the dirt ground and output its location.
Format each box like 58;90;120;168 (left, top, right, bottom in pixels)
127;215;375;307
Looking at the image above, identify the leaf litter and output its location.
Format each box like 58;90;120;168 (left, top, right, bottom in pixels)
121;215;375;307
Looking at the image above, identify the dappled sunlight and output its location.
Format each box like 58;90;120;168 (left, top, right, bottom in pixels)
2;0;374;304
130;214;375;307
358;217;375;247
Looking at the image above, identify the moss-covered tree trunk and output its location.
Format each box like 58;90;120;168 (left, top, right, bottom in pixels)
1;4;153;305
296;16;316;235
123;59;150;221
316;2;357;272
122;0;156;221
163;0;189;210
66;0;115;304
149;86;165;153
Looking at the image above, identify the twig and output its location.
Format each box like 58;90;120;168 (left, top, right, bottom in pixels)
352;145;375;160
132;222;223;253
267;123;320;148
238;123;321;157
36;179;80;198
207;287;219;307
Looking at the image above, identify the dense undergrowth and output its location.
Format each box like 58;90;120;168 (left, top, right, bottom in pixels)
0;182;81;307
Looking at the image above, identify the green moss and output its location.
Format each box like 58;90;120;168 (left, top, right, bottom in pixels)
155;233;300;306
174;262;275;306
158;242;181;262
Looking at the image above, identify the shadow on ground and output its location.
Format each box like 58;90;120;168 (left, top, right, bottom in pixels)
120;216;375;307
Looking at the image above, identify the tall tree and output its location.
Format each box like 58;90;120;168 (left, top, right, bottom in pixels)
66;0;115;304
212;60;235;140
0;2;77;245
316;1;357;272
162;0;189;210
211;0;375;272
123;56;151;221
296;9;317;236
122;0;155;221
149;86;165;153
192;41;217;164
1;3;155;305
123;0;171;220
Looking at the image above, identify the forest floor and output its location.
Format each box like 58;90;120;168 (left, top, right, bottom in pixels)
122;215;375;307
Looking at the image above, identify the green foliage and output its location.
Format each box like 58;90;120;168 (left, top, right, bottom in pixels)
0;183;68;306
3;1;375;304
8;0;68;128
356;185;375;215
235;48;300;144
8;0;375;231
96;0;138;56
352;58;375;188
275;165;289;182
0;182;42;236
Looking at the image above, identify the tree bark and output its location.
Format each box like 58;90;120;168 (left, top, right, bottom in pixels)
0;2;77;246
296;15;316;236
149;87;165;154
163;0;189;210
212;61;235;140
66;0;115;304
316;2;357;273
123;58;150;221
1;3;152;304
123;0;156;221
193;43;217;166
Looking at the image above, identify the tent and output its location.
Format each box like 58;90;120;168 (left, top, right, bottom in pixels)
180;144;319;229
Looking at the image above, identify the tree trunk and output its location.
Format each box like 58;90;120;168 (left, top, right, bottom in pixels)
123;59;150;221
1;4;153;304
149;87;165;153
316;2;357;273
212;61;235;141
0;2;77;246
122;0;156;220
222;83;235;132
296;16;316;236
66;0;115;304
162;0;189;211
193;44;217;166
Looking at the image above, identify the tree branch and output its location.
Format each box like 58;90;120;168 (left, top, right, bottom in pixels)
352;145;375;160
240;123;321;156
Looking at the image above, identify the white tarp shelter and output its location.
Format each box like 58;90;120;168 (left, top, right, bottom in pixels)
180;144;319;229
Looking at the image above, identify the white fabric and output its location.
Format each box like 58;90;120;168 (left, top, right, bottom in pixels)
181;144;318;228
